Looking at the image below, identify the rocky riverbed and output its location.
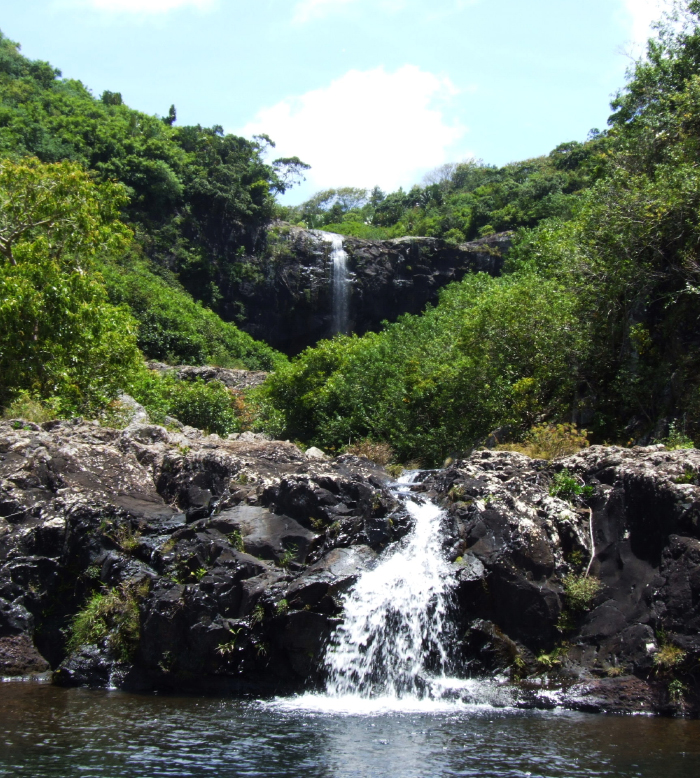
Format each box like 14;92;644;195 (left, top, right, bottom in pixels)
0;418;698;715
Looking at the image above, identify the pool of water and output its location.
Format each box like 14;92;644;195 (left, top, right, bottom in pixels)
1;681;699;778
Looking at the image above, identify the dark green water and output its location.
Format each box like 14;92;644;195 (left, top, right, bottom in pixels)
1;681;699;778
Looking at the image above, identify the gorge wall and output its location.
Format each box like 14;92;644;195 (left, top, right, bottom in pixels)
226;227;511;354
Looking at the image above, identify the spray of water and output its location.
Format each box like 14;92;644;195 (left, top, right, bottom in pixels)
323;474;455;700
270;473;515;713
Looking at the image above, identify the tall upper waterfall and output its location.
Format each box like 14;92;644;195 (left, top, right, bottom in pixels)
323;473;456;700
321;232;350;336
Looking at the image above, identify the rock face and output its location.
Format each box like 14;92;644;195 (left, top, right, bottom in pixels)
0;419;401;693
228;226;511;354
146;363;268;391
1;420;699;715
420;445;700;716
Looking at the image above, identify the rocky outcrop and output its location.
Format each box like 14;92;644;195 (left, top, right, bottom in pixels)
1;420;698;715
228;226;511;354
0;418;401;693
146;363;268;391
421;445;700;716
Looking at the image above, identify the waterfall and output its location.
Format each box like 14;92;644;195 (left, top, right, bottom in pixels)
317;231;350;336
323;473;456;700
270;472;515;713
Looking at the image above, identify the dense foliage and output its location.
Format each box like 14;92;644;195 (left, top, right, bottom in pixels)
99;251;284;370
0;157;142;413
282;139;605;244
0;29;297;362
259;2;700;462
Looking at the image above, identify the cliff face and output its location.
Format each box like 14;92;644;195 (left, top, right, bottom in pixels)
225;227;511;354
1;418;699;715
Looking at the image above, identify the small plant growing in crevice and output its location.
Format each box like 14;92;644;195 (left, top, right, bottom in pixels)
83;565;101;581
255;641;269;658
227;529;246;553
448;484;467;502
668;679;687;704
276;599;289;615
108;524;142;555
250;604;265;625
549;469;593;502
653;637;686;671
216;627;242;658
562;573;601;612
277;544;298;569
67;580;148;662
674;468;697;485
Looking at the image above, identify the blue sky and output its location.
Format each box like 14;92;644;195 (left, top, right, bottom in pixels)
0;0;668;202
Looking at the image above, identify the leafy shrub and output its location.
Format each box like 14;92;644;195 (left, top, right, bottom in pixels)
67;581;147;662
500;424;589;460
1;392;56;423
549;469;593;501
100;251;286;371
258;272;586;465
0;158;143;415
662;421;695;451
343;439;394;465
562;574;601;612
129;371;243;436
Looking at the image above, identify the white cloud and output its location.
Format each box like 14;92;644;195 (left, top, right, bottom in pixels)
293;0;359;24
240;65;467;196
82;0;214;12
622;0;669;45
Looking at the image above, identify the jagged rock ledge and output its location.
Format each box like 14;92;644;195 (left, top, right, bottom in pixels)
0;420;698;715
230;227;512;354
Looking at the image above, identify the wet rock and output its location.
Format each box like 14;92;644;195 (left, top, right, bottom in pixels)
0;634;50;676
211;504;315;564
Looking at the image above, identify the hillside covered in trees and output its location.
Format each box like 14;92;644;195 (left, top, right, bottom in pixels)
4;3;700;464
260;1;700;462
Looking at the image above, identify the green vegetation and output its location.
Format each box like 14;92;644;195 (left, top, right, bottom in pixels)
497;424;590;461
562;574;602;613
128;372;245;436
549;469;594;502
257;271;587;463
99;251;284;370
257;3;700;461
0;29;287;422
5;4;700;458
68;581;147;662
0;157;142;415
283;141;601;243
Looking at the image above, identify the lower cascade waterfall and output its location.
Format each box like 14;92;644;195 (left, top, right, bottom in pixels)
323;473;457;701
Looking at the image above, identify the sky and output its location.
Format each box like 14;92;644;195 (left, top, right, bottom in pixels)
0;0;671;203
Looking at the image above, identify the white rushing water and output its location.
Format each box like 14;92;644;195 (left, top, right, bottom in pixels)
324;477;454;699
271;472;515;714
318;231;349;336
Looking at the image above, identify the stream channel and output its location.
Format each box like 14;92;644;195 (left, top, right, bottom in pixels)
2;474;700;777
